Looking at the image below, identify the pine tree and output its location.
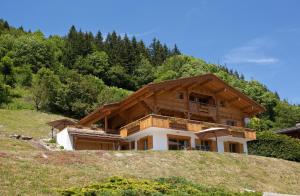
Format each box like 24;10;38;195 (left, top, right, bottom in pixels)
172;44;181;55
3;21;9;29
95;31;103;50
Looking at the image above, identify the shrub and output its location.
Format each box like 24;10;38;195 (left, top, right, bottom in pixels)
248;131;300;162
59;176;261;196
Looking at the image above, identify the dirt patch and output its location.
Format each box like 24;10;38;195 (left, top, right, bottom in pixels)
34;151;92;165
0;152;9;158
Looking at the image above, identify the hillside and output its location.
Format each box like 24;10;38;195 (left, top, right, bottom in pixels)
1;18;300;131
0;109;300;195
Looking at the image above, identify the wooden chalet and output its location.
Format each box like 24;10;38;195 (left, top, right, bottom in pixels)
54;74;265;153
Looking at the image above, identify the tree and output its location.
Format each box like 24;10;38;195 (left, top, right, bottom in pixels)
0;55;13;82
95;31;103;50
73;51;109;79
12;34;56;72
31;68;61;111
0;75;11;106
172;44;181;55
13;64;32;86
58;70;106;117
134;56;155;88
3;21;9;29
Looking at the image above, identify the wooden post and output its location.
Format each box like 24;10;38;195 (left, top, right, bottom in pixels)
186;88;190;119
51;127;54;139
104;116;108;132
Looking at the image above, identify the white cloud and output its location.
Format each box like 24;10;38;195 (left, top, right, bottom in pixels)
223;38;279;65
120;29;157;38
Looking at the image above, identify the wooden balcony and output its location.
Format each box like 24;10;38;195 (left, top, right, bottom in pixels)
119;114;256;140
189;102;217;117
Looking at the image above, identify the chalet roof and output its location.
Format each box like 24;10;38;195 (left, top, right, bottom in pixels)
47;119;77;131
275;125;300;134
79;74;265;125
68;127;123;140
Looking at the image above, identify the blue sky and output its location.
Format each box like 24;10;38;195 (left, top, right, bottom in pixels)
2;0;300;103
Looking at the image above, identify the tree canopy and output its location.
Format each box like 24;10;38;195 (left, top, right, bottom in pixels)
0;18;299;132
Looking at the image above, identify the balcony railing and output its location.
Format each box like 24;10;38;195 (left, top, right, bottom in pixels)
189;102;217;117
119;114;256;140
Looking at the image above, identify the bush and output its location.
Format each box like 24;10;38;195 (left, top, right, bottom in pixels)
248;131;300;162
59;176;261;196
0;81;11;106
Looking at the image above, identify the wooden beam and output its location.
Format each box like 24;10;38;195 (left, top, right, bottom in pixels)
242;105;254;112
214;88;227;95
187;78;213;90
139;100;154;113
227;97;241;104
83;110;111;126
104;116;108;132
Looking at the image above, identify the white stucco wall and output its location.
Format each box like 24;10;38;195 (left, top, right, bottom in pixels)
56;128;74;150
126;127;198;150
126;127;249;153
216;136;248;154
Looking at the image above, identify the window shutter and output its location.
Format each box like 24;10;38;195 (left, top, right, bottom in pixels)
239;143;244;153
224;142;229;152
148;136;153;149
211;141;217;152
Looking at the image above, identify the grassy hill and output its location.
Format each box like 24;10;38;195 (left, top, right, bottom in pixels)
0;109;300;195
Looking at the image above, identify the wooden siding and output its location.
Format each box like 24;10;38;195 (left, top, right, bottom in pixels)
74;136;119;150
120;114;256;140
224;141;244;153
137;135;153;150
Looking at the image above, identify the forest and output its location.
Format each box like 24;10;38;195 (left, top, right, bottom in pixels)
0;18;300;131
1;19;300;161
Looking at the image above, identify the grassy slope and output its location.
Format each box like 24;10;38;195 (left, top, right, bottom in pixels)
0;109;300;195
0;109;66;138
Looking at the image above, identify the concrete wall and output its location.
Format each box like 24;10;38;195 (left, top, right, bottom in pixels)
56;128;74;150
126;127;198;150
216;136;248;154
126;127;249;153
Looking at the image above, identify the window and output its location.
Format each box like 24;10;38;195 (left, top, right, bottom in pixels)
226;120;236;126
143;139;148;150
188;93;215;105
229;143;238;153
176;92;184;100
168;137;190;150
197;140;210;151
220;101;226;107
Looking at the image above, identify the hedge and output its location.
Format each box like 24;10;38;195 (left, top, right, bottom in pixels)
248;131;300;162
59;176;261;196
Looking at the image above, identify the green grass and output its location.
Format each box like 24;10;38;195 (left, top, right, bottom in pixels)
0;109;299;195
4;87;35;110
0;135;35;151
0;109;68;138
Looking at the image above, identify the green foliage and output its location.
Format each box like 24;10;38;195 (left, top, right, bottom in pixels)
98;86;132;106
73;51;109;78
273;101;300;129
57;70;106;117
0;18;299;133
59;176;261;196
0;55;14;85
13;64;32;86
247;117;274;132
248;131;300;162
0;78;11;106
4;87;34;110
12;34;56;72
134;56;155;88
31;68;61;111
